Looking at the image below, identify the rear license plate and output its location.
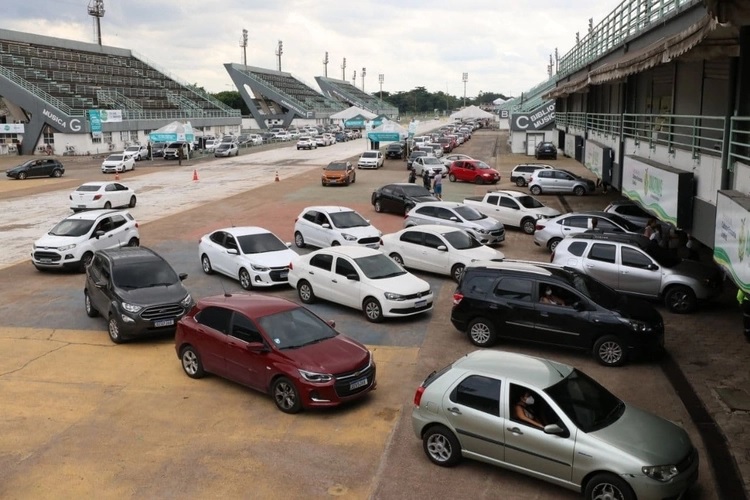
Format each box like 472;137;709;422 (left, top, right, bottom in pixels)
350;377;368;390
415;300;427;307
78;205;86;208
154;319;174;328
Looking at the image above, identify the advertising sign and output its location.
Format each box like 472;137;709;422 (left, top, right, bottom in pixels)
714;190;750;292
584;141;603;178
408;120;418;139
510;102;555;131
88;110;102;139
0;123;25;133
622;156;693;227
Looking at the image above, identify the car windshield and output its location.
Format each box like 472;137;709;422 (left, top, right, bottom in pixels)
153;143;166;148
125;147;139;152
217;144;230;150
387;144;401;150
76;184;102;192
454;206;486;221
401;185;432;197
112;260;179;289
354;254;407;279
106;155;123;161
442;230;482;250
567;270;620;309
603;213;641;232
257;307;336;350
423;157;442;165
326;163;348;171
517;195;545;209
475;161;491;170
362;152;377;158
545;368;624;433
329;211;369;228
49;219;95;237
237;232;287;254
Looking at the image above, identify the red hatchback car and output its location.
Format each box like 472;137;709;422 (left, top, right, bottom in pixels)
175;293;376;413
448;159;501;185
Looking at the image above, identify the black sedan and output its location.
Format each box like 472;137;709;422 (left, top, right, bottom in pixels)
385;143;405;159
6;159;65;179
371;183;438;215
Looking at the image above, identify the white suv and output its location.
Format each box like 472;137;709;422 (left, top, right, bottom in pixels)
357;150;384;169
32;210;140;272
293;206;382;249
510;163;553;187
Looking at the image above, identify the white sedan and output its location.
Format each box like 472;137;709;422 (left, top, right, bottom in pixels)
69;181;137;212
288;246;433;323
101;153;135;174
199;226;298;290
380;225;505;282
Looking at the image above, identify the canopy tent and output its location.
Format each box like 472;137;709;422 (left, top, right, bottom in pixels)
367;119;407;142
148;121;195;143
329;106;377;121
450;105;496;120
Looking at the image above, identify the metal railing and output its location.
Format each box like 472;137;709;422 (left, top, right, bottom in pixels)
558;0;702;77
587;113;623;137
728;117;750;172
623;113;724;157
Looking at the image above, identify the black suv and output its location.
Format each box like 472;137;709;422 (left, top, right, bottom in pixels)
535;142;558;160
451;261;665;366
84;247;194;344
385;143;405;159
6;159;65;179
371;183;438;215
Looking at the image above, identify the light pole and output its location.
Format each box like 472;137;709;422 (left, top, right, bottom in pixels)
323;51;329;77
352;70;356;86
240;29;248;68
361;67;366;91
462;72;468;108
275;40;283;71
378;74;384;100
341;57;346;80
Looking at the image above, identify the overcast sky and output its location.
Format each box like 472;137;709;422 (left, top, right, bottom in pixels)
4;0;618;99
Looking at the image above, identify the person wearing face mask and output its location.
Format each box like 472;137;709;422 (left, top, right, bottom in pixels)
540;286;565;306
515;390;545;429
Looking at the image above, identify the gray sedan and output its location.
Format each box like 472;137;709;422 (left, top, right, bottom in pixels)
405;201;505;245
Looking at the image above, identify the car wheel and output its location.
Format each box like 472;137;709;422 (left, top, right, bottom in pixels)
451;263;465;283
180;345;205;379
389;253;404;266
239;268;253;290
127;237;139;247
521;218;536;235
548;238;562;252
294;231;306;248
321;180;326;186
128;196;136;208
423;425;462;467
18;172;27;180
331;241;340;247
664;285;697;314
404;204;414;216
79;252;94;273
516;177;526;187
345;177;350;186
297;280;315;304
584;473;636;500
84;290;98;318
573;185;586;196
593;335;627;367
201;254;213;274
104;201;112;209
108;315;125;344
52;169;62;178
474;176;484;185
467;317;497;347
448;173;456;182
363;297;384;323
374;200;383;213
272;376;302;414
530;185;542;195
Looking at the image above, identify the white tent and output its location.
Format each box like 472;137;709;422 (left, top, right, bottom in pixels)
148;121;195;143
450;105;496;120
329;106;377;120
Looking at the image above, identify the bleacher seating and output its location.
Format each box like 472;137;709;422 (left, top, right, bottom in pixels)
316;77;398;117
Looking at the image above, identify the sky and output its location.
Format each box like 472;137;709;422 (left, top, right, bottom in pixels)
3;0;619;99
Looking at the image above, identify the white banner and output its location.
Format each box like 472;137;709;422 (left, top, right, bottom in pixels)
621;156;680;225
714;191;750;292
0;123;25;133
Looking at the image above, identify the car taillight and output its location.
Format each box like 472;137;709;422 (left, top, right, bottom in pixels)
289;261;294;270
452;292;463;305
550;251;555;262
93;194;102;200
135;222;139;228
535;223;545;231
414;385;425;406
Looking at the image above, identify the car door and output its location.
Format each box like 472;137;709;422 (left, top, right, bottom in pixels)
380;185;399;213
559;216;590;239
217;232;240;276
422;232;452;275
191;306;232;377
580;243;619;289
441;374;506;462
330;256;362;308
89;216;118;252
396;230;426;271
87;254;113;316
619;245;663;296
495;195;521;226
533;282;594;348
224;311;271;391
556;171;576;192
306;253;335;301
205;231;229;275
489;277;537;340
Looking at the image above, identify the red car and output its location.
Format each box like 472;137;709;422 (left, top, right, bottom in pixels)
175;293;376;413
448;159;501;185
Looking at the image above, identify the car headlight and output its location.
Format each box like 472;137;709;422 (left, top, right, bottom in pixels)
476;228;489;234
251;263;269;272
642;464;679;482
384;292;406;301
58;243;76;252
180;294;193;308
342;233;357;241
298;369;333;383
618;317;652;332
121;302;142;313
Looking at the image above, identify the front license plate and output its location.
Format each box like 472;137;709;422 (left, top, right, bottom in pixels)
415;300;427;307
39;259;51;263
78;204;86;208
350;377;368;390
154;319;174;328
367;244;379;249
280;272;288;279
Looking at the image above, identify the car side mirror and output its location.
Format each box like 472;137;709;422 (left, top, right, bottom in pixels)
93;230;105;239
179;273;188;281
326;319;336;329
450;217;459;222
227;248;239;255
285;242;292;248
543;423;568;437
572;301;586;311
646;263;658;271
346;273;359;281
437;245;447;252
322;223;330;229
94;279;107;288
246;341;267;353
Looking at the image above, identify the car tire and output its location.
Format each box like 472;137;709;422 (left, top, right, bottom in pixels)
104;201;112;209
321;180;326;186
516;177;526;187
584;473;636;500
363;297;384;323
474;176;483;185
547;238;562;252
79;252;94;273
345;177;350;186
521;218;536;235
128;196;136;208
389;253;404;266
201;254;213;274
180;345;205;379
593;335;627;367
374;200;383;213
423;425;462;467
664;285;697;314
239;268;253;290
451;263;465;283
530;185;542;195
448;173;456;182
18;172;27;180
52;169;63;178
84;290;98;318
127;237;139;247
294;231;306;248
331;241;340;247
272;376;302;414
573;185;586;196
108;314;125;344
298;280;315;304
467;317;497;347
404;204;414;216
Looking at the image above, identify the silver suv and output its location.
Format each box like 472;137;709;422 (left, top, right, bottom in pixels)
405;202;505;245
552;232;723;313
529;168;596;196
510;163;553;187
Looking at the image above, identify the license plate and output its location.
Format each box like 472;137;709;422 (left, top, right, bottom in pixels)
39;259;51;263
78;205;86;208
280;272;288;279
415;300;427;307
350;377;368;390
367;244;379;249
154;319;174;328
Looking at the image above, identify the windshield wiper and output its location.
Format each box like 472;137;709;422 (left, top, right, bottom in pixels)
145;282;174;287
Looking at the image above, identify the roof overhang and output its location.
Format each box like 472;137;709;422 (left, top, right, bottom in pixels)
704;0;750;25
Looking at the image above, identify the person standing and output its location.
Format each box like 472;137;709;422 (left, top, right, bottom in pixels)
736;288;750;342
432;173;443;200
408;169;416;183
422;170;431;191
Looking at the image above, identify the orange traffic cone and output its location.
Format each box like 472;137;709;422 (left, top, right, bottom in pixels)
274;170;280;182
115;170;120;181
192;169;199;182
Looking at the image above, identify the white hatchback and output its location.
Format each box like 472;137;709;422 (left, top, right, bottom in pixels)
288;246;433;322
101;154;135;174
294;206;381;249
69;181;137;212
380;225;505;282
198;226;297;289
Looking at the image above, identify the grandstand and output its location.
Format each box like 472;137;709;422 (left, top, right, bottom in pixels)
315;76;399;119
0;28;240;155
225;63;345;129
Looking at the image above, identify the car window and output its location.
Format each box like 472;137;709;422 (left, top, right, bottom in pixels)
400;230;423;245
443;230;481;250
617;204;650;218
486;195;499;205
462;273;496;297
517;195;544;209
596;219;622;232
335;257;358;278
538;170;552;179
450;375;501;416
381;186;394;196
230;313;264;343
310;253;333;271
225;235;238;251
110;214;126;230
566;241;588;257
415;206;437;217
564;216;589;229
210;231;226;246
424;233;444;249
621;246;654;269
510;384;555;429
588;243;616;263
494;277;532;301
555;171;572;180
302;211;317;223
499;197;518;209
315;213;331;226
196;306;232;335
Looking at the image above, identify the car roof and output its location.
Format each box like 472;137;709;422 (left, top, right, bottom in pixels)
513;163;553;169
312;246;381;258
466;259;556;276
489;190;529;198
412;201;464;209
215;226;273;237
63;209;126;221
453;350;573;389
301;206;356;214
76;181;114;188
197;292;299;318
569;232;650;247
401;224;464;235
99;246;161;264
